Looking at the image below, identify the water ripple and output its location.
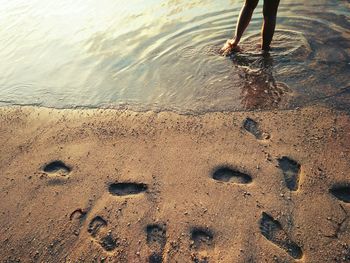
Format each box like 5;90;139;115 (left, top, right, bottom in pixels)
0;0;349;112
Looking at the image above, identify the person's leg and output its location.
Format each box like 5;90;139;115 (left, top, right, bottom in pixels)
261;0;280;51
233;0;259;46
221;0;259;55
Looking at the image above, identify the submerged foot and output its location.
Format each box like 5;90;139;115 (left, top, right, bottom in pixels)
220;39;240;56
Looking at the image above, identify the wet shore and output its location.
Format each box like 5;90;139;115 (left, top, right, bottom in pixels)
1;105;349;262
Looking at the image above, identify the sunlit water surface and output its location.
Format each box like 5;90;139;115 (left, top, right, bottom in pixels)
0;0;349;113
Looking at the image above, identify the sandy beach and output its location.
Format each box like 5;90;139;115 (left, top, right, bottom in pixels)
0;105;349;262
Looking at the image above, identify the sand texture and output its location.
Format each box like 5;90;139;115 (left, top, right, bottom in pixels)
0;106;350;263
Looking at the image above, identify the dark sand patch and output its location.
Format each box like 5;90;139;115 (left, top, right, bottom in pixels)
43;160;71;175
190;227;214;250
146;224;166;263
330;185;350;203
278;156;301;191
108;182;148;196
88;216;107;237
243;117;270;140
212;166;252;184
260;212;303;259
99;233;118;251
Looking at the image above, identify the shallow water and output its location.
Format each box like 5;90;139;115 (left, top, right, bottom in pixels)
0;0;349;113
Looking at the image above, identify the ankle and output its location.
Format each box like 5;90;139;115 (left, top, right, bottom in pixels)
232;38;239;46
261;44;270;51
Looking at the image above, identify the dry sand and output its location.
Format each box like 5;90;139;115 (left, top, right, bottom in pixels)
0;105;350;263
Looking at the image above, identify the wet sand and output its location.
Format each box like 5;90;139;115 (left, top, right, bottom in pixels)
0;105;350;262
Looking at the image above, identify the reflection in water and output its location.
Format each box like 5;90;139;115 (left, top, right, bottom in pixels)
0;0;349;112
231;52;290;110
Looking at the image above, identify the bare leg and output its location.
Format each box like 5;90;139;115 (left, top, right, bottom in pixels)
261;0;280;51
221;0;259;55
234;0;259;46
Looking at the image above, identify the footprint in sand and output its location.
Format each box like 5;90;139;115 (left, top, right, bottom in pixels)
190;227;214;263
99;233;118;252
88;216;107;237
108;182;148;196
43;160;71;176
69;209;87;236
70;209;87;221
242;117;270;140
259;212;303;260
82;182;148;253
277;157;301;191
330;184;350;203
146;223;167;263
87;216;118;252
212;166;252;184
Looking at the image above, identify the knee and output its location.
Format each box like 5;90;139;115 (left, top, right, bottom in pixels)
244;0;259;11
263;1;279;18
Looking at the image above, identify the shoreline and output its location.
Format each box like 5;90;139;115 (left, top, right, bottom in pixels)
1;105;350;262
1;96;349;116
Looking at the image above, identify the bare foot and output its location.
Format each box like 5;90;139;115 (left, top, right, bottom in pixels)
220;39;240;56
